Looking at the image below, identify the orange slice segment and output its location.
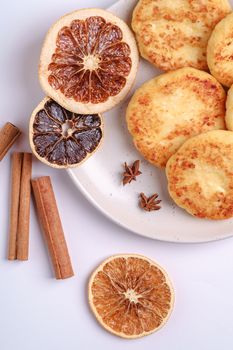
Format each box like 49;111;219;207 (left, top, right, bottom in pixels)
39;9;139;114
88;254;174;338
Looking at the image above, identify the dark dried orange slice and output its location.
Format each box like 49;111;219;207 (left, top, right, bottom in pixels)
39;9;139;114
89;254;174;338
29;97;103;168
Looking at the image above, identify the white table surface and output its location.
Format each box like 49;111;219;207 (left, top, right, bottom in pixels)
1;0;233;349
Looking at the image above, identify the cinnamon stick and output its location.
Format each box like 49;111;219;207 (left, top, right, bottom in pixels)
8;153;23;260
31;176;74;279
0;123;21;161
17;153;32;260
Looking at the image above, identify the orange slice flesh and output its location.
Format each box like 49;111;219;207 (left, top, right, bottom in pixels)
88;254;174;338
39;9;139;114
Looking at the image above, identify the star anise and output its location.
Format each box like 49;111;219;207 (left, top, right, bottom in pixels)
122;160;142;185
139;193;162;212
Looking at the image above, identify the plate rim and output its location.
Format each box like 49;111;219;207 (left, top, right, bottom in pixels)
67;169;233;244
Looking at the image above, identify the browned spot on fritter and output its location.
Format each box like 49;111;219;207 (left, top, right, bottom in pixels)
137;94;151;106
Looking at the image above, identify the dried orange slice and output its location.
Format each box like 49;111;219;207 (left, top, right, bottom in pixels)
88;254;174;338
39;9;139;114
29;97;103;168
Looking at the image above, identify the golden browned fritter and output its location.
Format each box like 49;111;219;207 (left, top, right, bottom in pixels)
226;85;233;130
207;12;233;87
166;130;233;220
126;68;226;168
132;0;231;71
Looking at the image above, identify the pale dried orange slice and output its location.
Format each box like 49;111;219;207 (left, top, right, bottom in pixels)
29;97;103;168
88;254;174;338
39;9;139;114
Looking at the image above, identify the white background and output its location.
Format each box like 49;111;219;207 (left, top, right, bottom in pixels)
1;0;233;349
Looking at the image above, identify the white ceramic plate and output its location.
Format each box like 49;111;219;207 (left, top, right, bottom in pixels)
68;0;233;243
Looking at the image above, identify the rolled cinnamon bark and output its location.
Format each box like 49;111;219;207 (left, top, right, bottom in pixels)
17;153;32;260
31;176;74;279
0;123;21;161
8;153;23;260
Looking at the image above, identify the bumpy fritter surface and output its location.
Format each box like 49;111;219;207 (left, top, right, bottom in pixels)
226;85;233;130
207;13;233;87
126;68;226;168
166;131;233;220
132;0;231;71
